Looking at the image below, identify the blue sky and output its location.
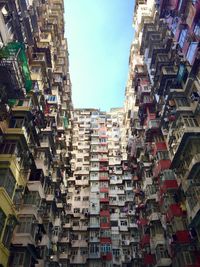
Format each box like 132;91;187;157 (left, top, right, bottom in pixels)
65;0;135;111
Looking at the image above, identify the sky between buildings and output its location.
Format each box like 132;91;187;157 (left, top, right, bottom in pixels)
65;0;135;111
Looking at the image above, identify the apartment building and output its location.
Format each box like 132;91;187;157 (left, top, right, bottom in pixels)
125;0;200;266
63;108;137;267
0;0;73;266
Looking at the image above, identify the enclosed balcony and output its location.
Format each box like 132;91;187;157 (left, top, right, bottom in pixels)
153;159;171;178
155;245;172;266
89;244;100;259
150;222;165;250
0;42;32;99
89;216;100;228
185;184;200;225
140;234;150;248
166;203;185;222
12;215;37;246
169;116;200;168
156;65;178;96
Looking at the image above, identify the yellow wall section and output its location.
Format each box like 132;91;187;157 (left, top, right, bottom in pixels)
0;242;9;267
0;189;16;267
0;155;27;186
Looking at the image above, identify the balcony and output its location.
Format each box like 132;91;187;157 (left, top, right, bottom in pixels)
156;66;177;95
143;254;155;266
89;236;99;243
183;153;200;181
70;253;88;265
172;230;191;245
110;177;122;184
100;197;109;203
90;166;99;171
154;141;167;155
89;252;101;259
0;155;27;186
99;175;109;181
58;236;70;243
149;211;161;222
62;222;72;229
0;42;32;99
89;221;100;228
156;257;172;266
140;234;150;248
168;117;200;168
119;225;128;232
142;177;153;191
153;159;171;177
150;234;165;250
71;240;88;247
101;252;112;261
160;180;178;195
185;185;200;224
99;166;108;171
59;252;70;260
166;204;185;222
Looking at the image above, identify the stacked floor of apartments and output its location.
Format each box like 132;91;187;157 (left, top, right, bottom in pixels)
66;108;136;267
0;0;73;266
124;0;200;267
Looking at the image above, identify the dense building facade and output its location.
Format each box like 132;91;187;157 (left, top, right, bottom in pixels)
0;0;73;266
68;108;135;266
124;0;200;267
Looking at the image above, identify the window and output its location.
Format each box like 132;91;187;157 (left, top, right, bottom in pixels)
83;196;89;201
0;141;17;154
3;215;17;248
156;245;169;260
17;216;35;237
101;244;111;253
74;196;81;201
73;221;79;226
90;217;99;225
176;97;190;107
157;151;169;160
0;208;6;238
71;250;78;256
72;234;79;240
80;248;88;255
111;221;118;227
100;182;108;188
100;230;111;237
48;95;57;102
0;169;16;198
182;251;194;265
31;66;41;73
113;249;120;256
24;191;40;207
183;116;199;127
12;252;25;266
10;118;25;128
74;208;80;213
186;42;198;65
120;220;128;226
194;23;200;37
187;186;200;210
90;244;99;254
179;29;188;48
